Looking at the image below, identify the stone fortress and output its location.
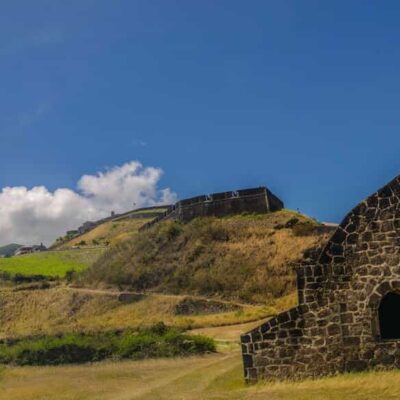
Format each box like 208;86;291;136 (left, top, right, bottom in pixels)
62;186;283;241
241;174;400;382
140;186;283;230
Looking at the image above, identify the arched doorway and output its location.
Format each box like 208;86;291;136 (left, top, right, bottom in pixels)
379;292;400;340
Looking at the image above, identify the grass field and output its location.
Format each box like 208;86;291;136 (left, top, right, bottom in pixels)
0;344;399;399
0;249;103;278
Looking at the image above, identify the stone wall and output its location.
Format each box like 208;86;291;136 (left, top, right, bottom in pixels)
241;175;400;382
140;187;283;230
175;187;283;222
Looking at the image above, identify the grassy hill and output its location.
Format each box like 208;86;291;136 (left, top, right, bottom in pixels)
0;249;103;278
0;209;165;280
58;218;153;249
0;286;292;339
84;210;332;303
56;206;170;250
0;244;22;257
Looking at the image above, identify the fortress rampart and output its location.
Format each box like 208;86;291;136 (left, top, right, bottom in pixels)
60;186;283;241
140;186;284;230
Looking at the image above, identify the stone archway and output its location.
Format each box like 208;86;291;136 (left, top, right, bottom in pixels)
378;292;400;340
369;281;400;339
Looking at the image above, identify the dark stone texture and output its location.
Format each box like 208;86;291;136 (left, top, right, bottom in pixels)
175;187;283;222
241;174;400;382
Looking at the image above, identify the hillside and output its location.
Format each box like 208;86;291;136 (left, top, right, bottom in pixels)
56;207;168;249
84;210;333;303
0;243;22;257
0;286;294;339
0;249;103;278
0;208;168;282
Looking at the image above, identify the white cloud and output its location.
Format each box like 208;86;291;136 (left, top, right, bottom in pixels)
0;161;177;246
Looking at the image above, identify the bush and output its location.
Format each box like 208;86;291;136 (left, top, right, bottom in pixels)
65;269;77;283
0;324;215;366
12;274;52;284
292;222;317;236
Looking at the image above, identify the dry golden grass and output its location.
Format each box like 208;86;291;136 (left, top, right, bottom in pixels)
0;287;287;339
86;210;330;303
1;349;399;400
61;218;152;249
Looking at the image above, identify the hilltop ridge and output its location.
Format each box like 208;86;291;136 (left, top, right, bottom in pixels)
84;210;333;303
0;244;22;257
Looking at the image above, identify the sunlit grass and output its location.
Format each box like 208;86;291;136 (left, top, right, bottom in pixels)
60;218;153;249
0;249;103;277
0;351;399;400
0;288;281;339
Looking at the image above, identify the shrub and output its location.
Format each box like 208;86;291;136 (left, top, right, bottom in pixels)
12;274;50;284
292;222;317;236
65;269;77;283
0;325;215;366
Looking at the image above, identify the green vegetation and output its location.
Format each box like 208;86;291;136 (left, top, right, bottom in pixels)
0;323;215;366
84;211;330;303
0;249;103;278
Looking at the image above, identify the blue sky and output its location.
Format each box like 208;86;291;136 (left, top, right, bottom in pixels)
1;0;400;228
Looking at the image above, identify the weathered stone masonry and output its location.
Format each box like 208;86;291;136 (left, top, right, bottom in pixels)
241;175;400;381
173;187;283;222
140;187;283;230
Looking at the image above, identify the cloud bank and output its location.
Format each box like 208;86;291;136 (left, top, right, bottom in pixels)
0;161;177;246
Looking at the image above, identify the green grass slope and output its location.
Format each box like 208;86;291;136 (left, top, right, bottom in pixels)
0;249;103;278
84;210;332;303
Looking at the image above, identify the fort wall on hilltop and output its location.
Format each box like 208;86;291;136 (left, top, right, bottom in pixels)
59;186;284;243
140;186;284;230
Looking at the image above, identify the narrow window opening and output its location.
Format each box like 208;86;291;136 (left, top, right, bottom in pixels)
379;292;400;340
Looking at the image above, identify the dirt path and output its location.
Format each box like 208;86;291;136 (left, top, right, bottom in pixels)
190;319;267;343
2;350;399;400
65;286;258;309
